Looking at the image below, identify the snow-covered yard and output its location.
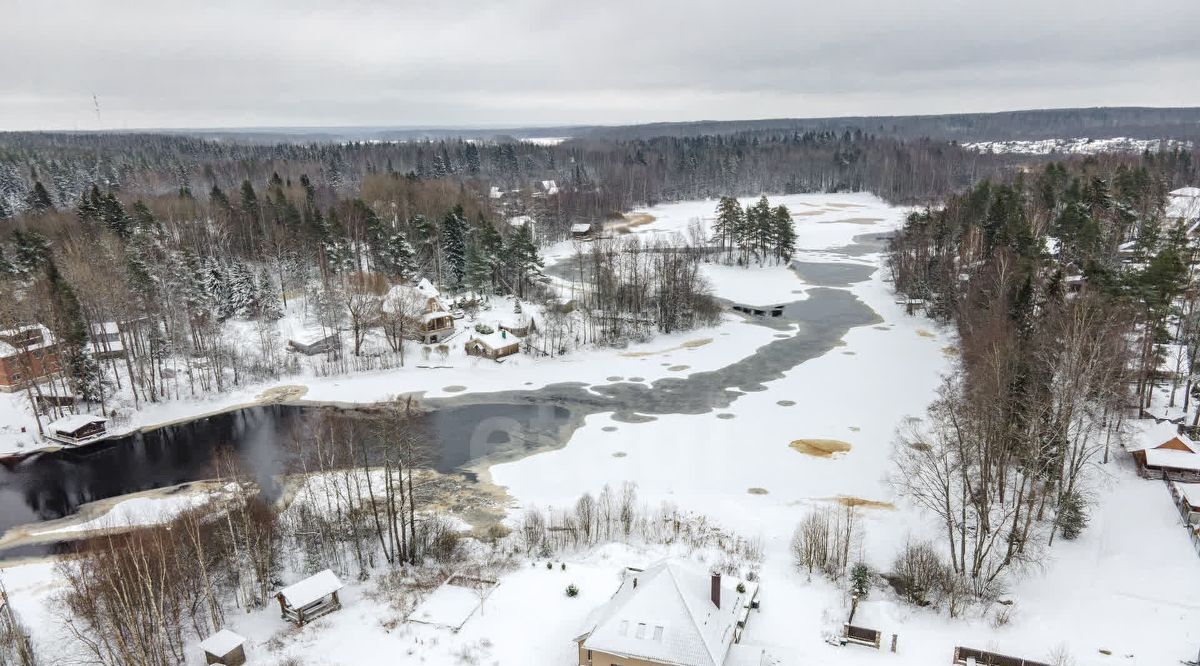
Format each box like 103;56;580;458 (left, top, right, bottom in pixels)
4;193;1200;666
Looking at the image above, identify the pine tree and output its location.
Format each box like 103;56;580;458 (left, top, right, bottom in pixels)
849;562;871;600
442;205;469;289
379;232;417;281
771;205;796;262
25;181;54;213
711;196;743;258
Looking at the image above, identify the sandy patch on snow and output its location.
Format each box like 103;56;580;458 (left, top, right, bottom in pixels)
916;329;936;338
256;384;308;402
793;209;825;216
747;487;769;495
610;212;656;234
823;495;895;510
789;438;852;458
618;338;712;358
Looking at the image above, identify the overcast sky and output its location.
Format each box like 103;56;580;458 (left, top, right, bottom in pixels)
2;0;1199;131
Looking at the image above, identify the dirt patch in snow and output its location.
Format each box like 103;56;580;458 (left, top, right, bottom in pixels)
747;487;769;495
611;451;627;458
668;365;690;372
841;351;856;355
611;212;656;234
792;209;825;216
619;338;711;358
442;385;468;393
916;329;936;338
601;426;617;432
777;400;796;406
257;385;308;402
790;438;852;458
824;495;895;510
942;346;959;357
606;376;624;382
716;413;736;419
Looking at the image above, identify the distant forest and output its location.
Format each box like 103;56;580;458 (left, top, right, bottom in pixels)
0;114;1196;419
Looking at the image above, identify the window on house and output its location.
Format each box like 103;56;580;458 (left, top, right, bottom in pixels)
635;623;646;639
653;626;664;641
618;621;628;636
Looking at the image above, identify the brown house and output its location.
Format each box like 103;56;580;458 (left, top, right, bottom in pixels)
575;560;765;666
0;325;61;392
1132;435;1200;481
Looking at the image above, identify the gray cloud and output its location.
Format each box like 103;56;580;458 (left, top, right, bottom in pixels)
2;0;1198;130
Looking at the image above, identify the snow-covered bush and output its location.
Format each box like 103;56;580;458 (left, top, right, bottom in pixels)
474;323;495;335
890;539;948;607
565;583;579;597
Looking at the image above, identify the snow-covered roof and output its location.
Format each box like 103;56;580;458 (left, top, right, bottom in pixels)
90;322;120;336
1132;434;1200;454
199;629;245;656
578;560;751;666
0;324;54;356
507;215;534;227
1170;187;1200;198
467;330;521;349
571;223;593;233
46;414;106;433
415;277;440;299
422;310;452;323
1177;483;1200;509
540;180;559;194
278;569;343;609
1144;448;1200;472
488;186;503;199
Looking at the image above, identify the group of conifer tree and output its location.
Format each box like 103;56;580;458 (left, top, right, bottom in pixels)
711;195;797;264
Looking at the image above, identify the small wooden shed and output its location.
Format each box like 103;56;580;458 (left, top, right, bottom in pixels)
464;330;522;360
44;414;108;445
287;332;341;356
199;629;246;666
276;569;344;626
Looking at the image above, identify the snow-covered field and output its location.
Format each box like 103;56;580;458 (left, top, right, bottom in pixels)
4;193;1199;666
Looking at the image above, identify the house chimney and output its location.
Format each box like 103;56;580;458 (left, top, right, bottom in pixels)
710;572;721;609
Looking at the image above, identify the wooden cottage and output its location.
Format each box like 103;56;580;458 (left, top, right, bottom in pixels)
44;414;107;445
464;330;521;360
1132;435;1200;482
276;569;344;626
383;279;456;344
199;629;246;666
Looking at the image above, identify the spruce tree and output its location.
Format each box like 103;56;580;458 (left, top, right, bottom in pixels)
442;205;469;289
25;181;54;213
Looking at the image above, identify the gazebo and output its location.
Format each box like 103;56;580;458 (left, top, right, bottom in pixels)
276;569;344;626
